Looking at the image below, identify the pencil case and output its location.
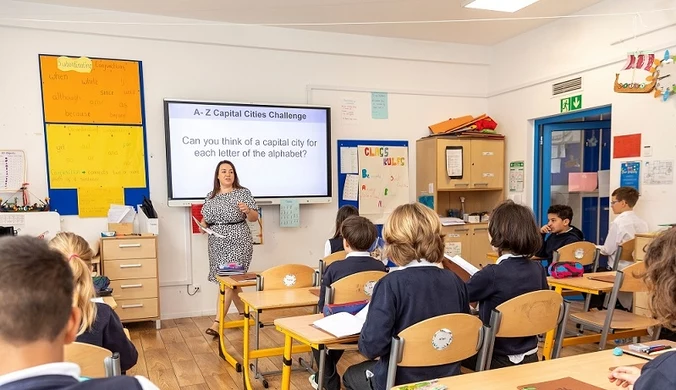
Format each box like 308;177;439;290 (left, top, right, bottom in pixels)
548;261;584;278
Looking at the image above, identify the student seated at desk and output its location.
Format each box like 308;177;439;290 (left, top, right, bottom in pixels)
312;216;387;390
0;236;158;390
464;200;547;370
533;204;583;267
609;228;676;389
49;232;138;373
324;205;359;257
343;203;469;390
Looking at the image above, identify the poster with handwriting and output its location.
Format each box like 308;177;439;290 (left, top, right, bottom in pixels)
39;55;142;124
358;145;409;224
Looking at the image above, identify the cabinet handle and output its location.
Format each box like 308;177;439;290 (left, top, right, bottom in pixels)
121;304;144;309
474;228;488;231
121;284;143;289
473;183;489;186
454;183;469;187
120;264;142;269
119;243;141;248
454;228;470;232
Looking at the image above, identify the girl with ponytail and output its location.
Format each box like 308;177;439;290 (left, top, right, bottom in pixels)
49;232;138;372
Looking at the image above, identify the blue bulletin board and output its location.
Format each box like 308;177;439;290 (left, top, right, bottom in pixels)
336;139;409;244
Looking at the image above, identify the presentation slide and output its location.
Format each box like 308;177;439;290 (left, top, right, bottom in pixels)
165;101;331;202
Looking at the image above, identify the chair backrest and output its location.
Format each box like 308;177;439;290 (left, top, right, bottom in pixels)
64;342;114;378
612;238;637;270
619;261;648;293
553;241;599;267
326;270;387;305
318;250;347;282
258;264;316;291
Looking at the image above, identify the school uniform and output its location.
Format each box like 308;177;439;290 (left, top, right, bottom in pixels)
597;210;648;270
634;351;676;389
535;226;584;265
466;254;548;369
0;362;158;390
343;261;469;390
76;303;138;372
324;237;344;257
314;252;387;390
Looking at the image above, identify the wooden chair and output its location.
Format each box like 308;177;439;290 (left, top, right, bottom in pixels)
612;238;636;271
318;250;347;283
385;314;488;390
484;290;570;369
569;262;662;349
64;342;121;378
553;241;600;270
325;270;387;306
256;264;316;291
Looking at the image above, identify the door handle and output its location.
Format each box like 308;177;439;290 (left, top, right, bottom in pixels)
118;243;142;248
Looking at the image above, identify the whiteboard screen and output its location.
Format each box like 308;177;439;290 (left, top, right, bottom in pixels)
164;100;332;205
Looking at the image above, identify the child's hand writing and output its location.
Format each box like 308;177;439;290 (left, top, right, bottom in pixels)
608;366;641;387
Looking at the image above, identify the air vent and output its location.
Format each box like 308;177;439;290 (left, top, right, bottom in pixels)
552;77;582;96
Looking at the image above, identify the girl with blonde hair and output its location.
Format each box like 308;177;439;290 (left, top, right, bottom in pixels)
49;232;138;372
343;203;470;390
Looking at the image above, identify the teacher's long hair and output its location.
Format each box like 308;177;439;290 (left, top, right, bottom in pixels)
209;160;244;199
49;232;97;336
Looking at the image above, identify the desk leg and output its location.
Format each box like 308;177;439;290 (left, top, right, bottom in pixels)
253;309;261;381
281;333;293;390
218;284;242;371
543;286;563;360
317;346;326;390
242;302;253;390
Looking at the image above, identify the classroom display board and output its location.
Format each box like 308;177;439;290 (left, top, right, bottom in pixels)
337;140;409;224
39;55;149;217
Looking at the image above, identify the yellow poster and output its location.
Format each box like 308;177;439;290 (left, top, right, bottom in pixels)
77;186;124;218
46;124;146;189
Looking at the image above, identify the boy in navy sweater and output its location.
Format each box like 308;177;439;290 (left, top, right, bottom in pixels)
312;216;387;390
0;236;158;390
609;228;676;389
533;204;584;267
343;203;469;390
465;200;548;370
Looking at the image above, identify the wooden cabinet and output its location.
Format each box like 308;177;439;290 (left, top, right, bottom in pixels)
431;138;504;191
632;232;659;318
101;236;160;329
442;223;494;270
470;139;504;189
470;225;494;268
436;139;472;190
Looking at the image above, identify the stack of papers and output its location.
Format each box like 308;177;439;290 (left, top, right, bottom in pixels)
108;204;135;224
313;303;369;338
192;216;226;238
440;217;465;226
217;263;246;276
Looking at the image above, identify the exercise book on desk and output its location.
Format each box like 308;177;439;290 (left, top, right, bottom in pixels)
518;377;603;390
313;303;369;338
230;273;257;282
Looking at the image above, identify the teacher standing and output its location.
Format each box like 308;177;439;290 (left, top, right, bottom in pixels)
201;160;258;337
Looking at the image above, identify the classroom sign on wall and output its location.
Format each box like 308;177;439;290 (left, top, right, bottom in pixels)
357;145;409;224
39;55;149;217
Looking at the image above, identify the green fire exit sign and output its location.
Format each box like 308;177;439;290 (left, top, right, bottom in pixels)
560;94;582;113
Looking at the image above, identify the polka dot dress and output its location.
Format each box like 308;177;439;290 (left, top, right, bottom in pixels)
202;188;257;283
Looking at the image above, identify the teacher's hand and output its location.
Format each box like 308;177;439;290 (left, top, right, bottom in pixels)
237;202;250;215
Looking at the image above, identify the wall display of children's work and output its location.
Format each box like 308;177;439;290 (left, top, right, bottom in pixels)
650;50;676;101
38;55;149;217
614;51;656;93
357;145;409;224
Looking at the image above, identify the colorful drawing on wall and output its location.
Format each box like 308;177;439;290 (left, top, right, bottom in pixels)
357;145;409;224
649;50;676;101
614;51;657;93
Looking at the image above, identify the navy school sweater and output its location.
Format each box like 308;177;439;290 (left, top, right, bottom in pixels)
0;375;143;390
358;266;470;390
466;256;548;357
318;255;387;311
536;226;584;263
76;303;138;372
328;237;344;254
634;350;676;389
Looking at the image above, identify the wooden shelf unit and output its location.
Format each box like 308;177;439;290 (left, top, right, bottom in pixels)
417;136;505;269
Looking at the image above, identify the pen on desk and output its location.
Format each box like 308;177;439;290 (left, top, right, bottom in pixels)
648;345;673;355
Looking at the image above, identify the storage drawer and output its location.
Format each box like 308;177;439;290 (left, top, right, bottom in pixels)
109;278;158;300
102;238;156;260
104;258;157;280
115;298;158;321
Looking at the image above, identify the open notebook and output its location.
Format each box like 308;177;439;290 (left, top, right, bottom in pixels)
442;254;479;282
313;303;369;338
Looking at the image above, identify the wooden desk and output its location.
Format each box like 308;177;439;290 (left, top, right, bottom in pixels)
102;296;117;310
216;275;257;371
393;349;645;389
275;314;359;390
239;289;319;390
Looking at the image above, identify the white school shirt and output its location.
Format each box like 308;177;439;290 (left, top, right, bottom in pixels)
324;240;332;258
0;362;159;389
597;211;649;270
495;253;538;364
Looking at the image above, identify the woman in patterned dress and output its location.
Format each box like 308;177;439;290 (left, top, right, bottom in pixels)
200;160;258;337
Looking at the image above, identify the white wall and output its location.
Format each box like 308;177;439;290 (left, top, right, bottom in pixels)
489;0;676;230
0;0;489;318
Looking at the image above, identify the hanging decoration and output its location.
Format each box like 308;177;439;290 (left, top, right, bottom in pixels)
614;51;657;93
649;50;676;101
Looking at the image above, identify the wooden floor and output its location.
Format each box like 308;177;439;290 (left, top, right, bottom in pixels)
125;306;604;390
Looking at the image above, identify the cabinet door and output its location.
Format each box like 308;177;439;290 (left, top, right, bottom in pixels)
470;225;494;269
436;139;472;190
469;139;504;189
442;226;471;260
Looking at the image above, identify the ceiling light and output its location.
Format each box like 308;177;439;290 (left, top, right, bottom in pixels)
462;0;540;13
